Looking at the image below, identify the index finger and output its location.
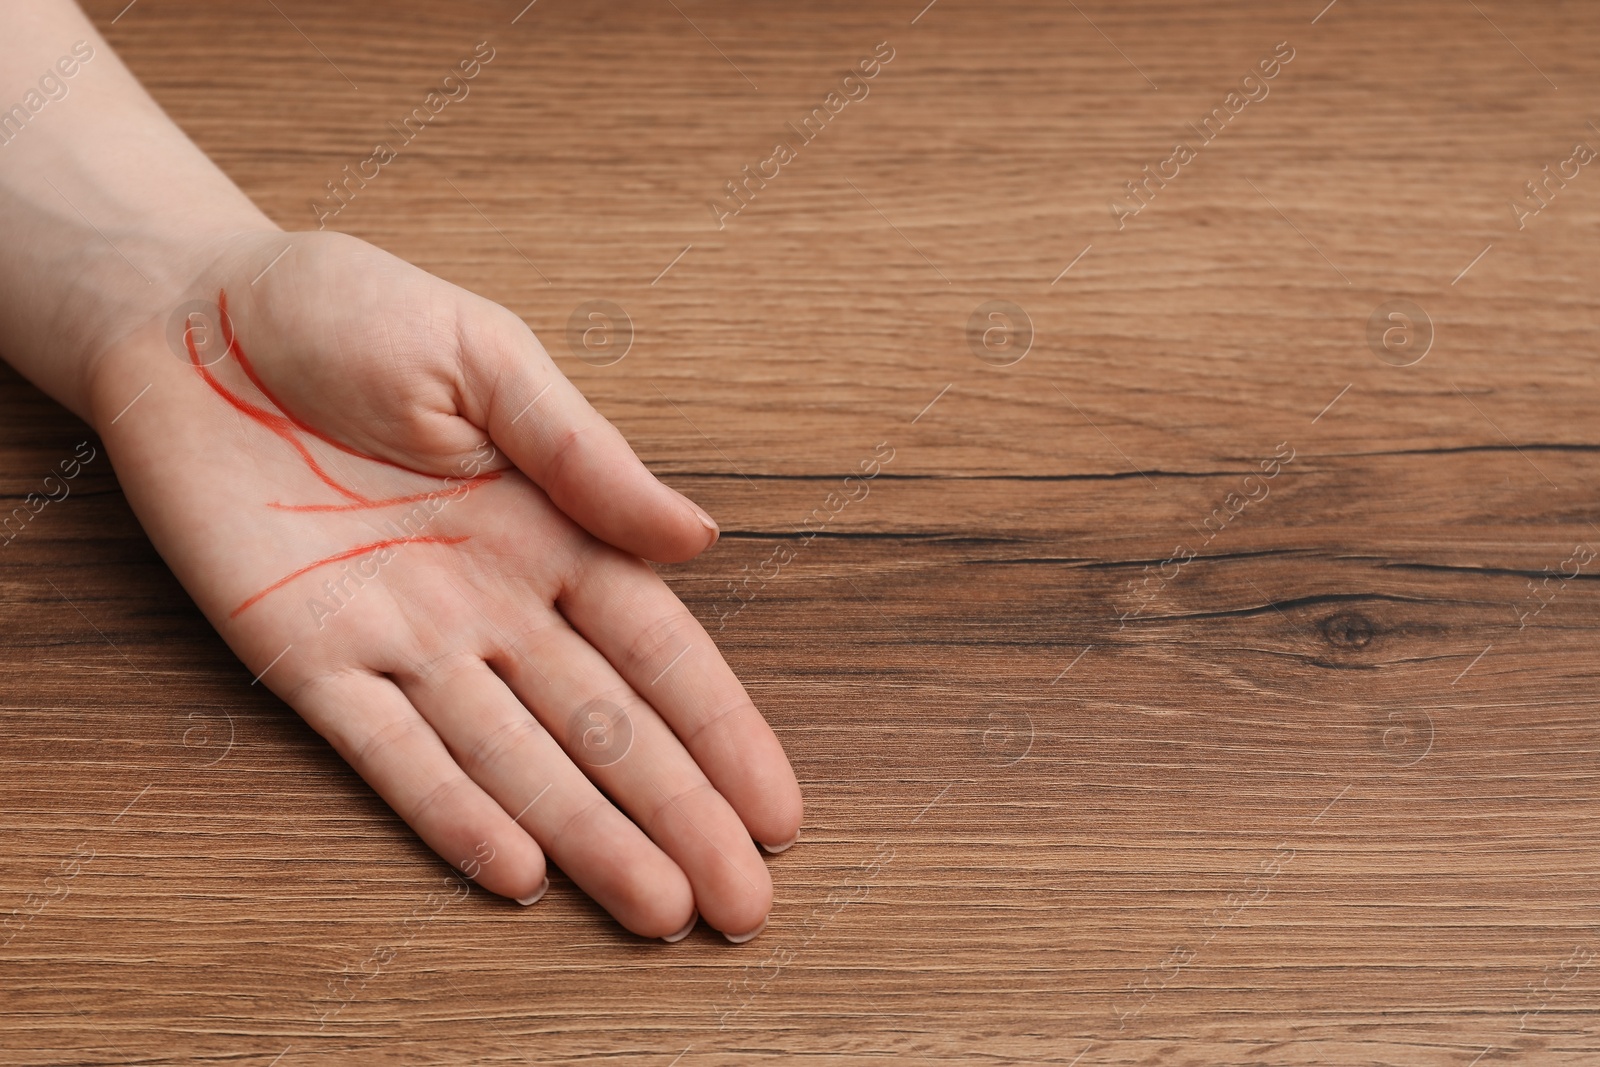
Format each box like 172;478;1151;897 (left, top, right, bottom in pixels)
555;544;804;852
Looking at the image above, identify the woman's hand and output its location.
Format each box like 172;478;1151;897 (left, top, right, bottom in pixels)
86;229;803;941
0;1;800;940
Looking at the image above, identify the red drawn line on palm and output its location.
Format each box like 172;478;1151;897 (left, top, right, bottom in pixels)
228;535;470;618
188;288;494;615
187;290;502;507
187;327;367;503
216;291;446;482
265;483;495;513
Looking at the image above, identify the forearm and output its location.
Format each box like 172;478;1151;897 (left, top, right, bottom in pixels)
0;0;275;425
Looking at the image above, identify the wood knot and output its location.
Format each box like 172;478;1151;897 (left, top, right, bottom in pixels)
1321;610;1376;650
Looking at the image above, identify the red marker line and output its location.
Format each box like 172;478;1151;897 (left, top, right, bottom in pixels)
193;290;494;617
187;325;372;504
230;535;470;618
265;472;502;512
217;290;440;479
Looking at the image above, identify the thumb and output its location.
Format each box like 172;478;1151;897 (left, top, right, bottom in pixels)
463;312;719;564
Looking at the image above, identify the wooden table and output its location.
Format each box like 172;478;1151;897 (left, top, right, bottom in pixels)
4;1;1599;1063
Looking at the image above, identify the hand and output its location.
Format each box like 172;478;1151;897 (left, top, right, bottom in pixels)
87;229;803;941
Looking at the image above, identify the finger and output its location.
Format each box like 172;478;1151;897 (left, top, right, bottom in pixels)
558;544;803;852
493;619;773;940
397;652;696;939
289;669;548;903
461;309;718;565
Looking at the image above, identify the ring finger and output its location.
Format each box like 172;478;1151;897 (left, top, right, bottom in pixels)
397;650;696;939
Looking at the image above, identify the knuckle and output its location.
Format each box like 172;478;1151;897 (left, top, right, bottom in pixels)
462;714;544;775
405;774;475;827
645;780;718;835
543;422;590;485
348;713;431;769
407;650;481;689
680;694;751;748
546;795;612;853
625;611;694;678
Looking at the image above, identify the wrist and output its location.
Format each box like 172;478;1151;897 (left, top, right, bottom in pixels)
78;214;283;431
0;2;280;427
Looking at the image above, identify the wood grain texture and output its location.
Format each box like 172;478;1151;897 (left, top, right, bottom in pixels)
5;0;1600;1063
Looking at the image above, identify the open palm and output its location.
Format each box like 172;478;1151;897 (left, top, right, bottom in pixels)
92;230;801;941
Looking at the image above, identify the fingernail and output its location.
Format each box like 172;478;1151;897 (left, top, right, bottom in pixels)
761;833;799;855
662;911;698;943
690;502;719;542
724;917;767;944
516;876;549;906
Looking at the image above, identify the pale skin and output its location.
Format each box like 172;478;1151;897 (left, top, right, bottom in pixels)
0;1;801;941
